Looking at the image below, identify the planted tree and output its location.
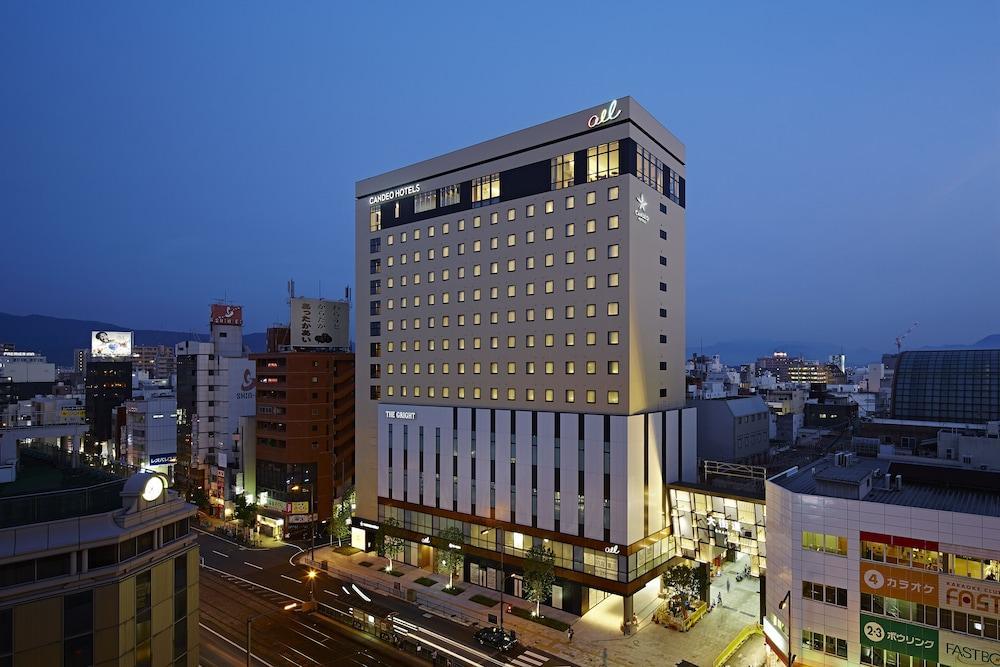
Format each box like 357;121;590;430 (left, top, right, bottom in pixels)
190;487;210;514
233;494;258;541
438;526;465;589
523;544;556;616
375;517;405;572
662;565;699;618
329;488;355;547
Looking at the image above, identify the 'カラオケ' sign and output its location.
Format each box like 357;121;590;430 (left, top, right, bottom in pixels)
588;99;622;128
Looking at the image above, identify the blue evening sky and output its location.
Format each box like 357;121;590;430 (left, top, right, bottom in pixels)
1;1;997;354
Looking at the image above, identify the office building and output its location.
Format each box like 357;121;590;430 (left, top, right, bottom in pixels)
764;453;1000;667
85;360;132;455
688;396;770;463
121;393;179;478
0;469;198;666
131;345;176;380
0;351;56;402
252;350;355;539
891;349;1000;425
355;97;696;618
174;305;255;512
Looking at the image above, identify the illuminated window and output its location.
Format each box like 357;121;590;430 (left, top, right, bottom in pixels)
473;387;481;399
545;361;554;374
566;389;575;403
565;278;575;291
544;334;554;347
586;304;596;317
473;362;481;374
608;244;620;258
491;212;498;225
608;331;620;345
565;333;575;346
586;191;597;205
607;302;619;316
526;308;535;321
526;204;535;217
526;335;535;347
370;205;381;232
443;222;450;234
545;200;554;214
507;309;516;323
490;362;498;374
586;141;620;182
551;153;575;189
472;173;500;207
473;289;481;301
586;247;596;261
586;390;596;403
458;219;465;231
566;361;575;374
526;361;536;374
458;387;466;398
507;388;516;401
607;390;620;404
608;186;619;201
507;260;516;273
545;280;554;294
473;216;481;228
545;389;554;402
490;262;498;274
608;273;620;287
566;250;575;264
526;230;535;243
507;234;516;247
608;215;619;230
565;223;575;237
586;361;597;375
544;307;554;320
526;388;535;401
566;195;575;209
586;276;596;289
387;234;394;245
545;253;554;267
565;305;575;318
545;227;554;240
586;332;597;345
608;361;620;374
507;208;516;222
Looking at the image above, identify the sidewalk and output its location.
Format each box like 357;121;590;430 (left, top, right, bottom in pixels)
301;544;767;667
195;512;288;550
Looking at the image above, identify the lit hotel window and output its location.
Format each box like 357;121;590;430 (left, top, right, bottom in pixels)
472;174;500;207
608;215;619;229
587;141;619;182
608;390;620;404
551;153;574;189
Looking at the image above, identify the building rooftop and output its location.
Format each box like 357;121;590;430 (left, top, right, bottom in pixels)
771;454;1000;517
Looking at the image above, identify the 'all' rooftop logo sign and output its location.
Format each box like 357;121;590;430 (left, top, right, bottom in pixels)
588;99;622;128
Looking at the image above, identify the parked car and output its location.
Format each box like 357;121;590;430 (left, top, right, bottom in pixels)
473;626;517;651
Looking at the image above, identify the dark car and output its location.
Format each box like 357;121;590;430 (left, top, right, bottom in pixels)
473;626;517;651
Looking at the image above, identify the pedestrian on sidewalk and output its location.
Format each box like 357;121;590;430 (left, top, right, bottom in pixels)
566;627;574;642
727;578;731;593
631;612;638;629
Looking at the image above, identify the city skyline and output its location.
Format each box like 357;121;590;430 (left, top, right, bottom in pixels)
2;2;998;350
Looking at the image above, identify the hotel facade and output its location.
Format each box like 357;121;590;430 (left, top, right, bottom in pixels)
354;98;696;617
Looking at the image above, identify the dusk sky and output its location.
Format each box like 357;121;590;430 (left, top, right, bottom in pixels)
2;2;997;353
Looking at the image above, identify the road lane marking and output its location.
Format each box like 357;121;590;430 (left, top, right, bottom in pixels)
200;564;302;604
288;627;326;647
281;642;320;664
281;574;301;584
523;652;548;661
279;655;300;666
515;653;545;666
245;561;264;570
323;589;339;597
350;584;371;602
199;622;275;667
211;550;230;558
392;617;504;666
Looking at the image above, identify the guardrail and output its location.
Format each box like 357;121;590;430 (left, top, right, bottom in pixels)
713;621;763;667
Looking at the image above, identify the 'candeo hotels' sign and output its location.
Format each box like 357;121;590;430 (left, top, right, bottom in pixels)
369;183;421;205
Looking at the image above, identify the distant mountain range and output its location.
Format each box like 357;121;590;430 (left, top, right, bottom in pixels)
0;312;267;366
687;334;1000;366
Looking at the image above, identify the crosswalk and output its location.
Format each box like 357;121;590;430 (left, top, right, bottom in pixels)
506;648;549;667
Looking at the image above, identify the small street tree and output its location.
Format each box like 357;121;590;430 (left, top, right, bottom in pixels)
438;526;465;589
233;494;258;542
662;564;699;618
190;487;210;514
329;488;355;547
375;517;405;572
523;544;556;617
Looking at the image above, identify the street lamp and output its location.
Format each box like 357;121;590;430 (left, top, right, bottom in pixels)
246;602;299;667
480;527;506;633
307;570;317;601
779;590;796;666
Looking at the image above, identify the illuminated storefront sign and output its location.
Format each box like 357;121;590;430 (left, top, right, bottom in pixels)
384;410;416;420
860;614;938;662
368;183;420;206
939;575;1000;616
604;545;621;555
587;99;622;128
359;521;379;530
860;562;939;606
939;631;1000;666
634;193;650;224
289;501;310;515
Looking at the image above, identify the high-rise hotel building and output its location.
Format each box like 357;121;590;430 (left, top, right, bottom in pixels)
354;98;697;617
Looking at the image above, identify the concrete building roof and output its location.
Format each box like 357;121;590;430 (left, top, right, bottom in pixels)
772;455;1000;517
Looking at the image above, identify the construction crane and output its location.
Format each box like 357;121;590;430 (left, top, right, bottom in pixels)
895;322;919;354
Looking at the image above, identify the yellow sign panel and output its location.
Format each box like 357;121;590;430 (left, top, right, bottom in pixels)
289;501;310;515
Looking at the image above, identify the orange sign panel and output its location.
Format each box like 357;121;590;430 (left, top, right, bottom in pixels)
939;575;1000;616
860;563;939;606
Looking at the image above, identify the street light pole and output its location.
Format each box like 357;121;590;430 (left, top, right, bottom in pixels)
779;590;795;666
310;484;316;562
247;602;298;667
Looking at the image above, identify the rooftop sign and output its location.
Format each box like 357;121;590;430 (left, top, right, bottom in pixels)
369;183;421;206
588;99;622;129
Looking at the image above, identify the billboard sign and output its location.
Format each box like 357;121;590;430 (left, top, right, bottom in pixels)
91;331;133;358
210;304;243;326
860;614;938;661
939;574;1000;616
290;298;349;349
860;562;939;606
227;359;256;431
939;631;1000;665
149;454;177;466
289;501;310;515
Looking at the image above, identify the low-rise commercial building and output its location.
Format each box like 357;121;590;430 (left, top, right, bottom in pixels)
0;468;198;666
689;396;770;463
764;453;1000;667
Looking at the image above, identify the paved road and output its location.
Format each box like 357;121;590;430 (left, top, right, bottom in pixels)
197;530;569;667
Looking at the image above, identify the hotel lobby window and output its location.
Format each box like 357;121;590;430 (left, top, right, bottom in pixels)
439;184;461;207
472;173;500;207
414;190;438;213
587;141;619;182
551;153;575;189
